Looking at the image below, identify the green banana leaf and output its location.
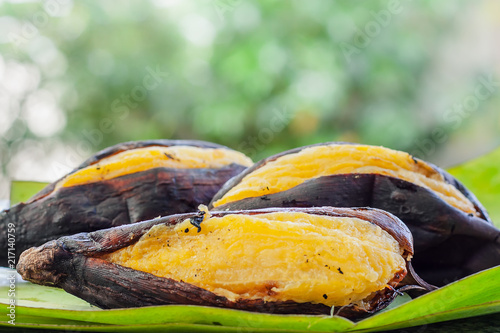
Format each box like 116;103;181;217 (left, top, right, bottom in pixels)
2;147;499;332
448;146;500;227
9;181;49;206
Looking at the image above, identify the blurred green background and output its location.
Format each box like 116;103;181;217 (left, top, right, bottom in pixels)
0;0;500;200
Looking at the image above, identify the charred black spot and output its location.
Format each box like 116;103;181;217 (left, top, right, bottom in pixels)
189;211;205;233
163;152;179;160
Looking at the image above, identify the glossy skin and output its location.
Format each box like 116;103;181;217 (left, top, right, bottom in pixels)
209;142;500;286
17;207;415;320
0;140;249;266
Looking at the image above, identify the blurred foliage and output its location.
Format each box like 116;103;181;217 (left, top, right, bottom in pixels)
0;0;500;197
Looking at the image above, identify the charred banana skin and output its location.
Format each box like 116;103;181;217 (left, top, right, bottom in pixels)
210;143;500;286
17;207;413;319
0;140;248;266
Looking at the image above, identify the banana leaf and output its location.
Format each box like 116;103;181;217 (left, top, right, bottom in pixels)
0;266;498;332
9;181;49;206
448;146;500;227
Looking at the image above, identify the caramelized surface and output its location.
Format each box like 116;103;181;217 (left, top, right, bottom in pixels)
104;212;406;307
57;146;252;189
212;145;476;215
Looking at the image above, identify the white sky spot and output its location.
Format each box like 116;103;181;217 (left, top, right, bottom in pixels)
3;0;39;3
6;140;80;186
152;0;182;7
43;0;73;17
2;61;40;96
45;141;82;179
87;49;115;76
0;169;9;201
0;199;9;209
0;93;20;137
180;14;216;47
7;140;48;183
27;36;67;77
294;71;337;101
27;36;57;64
23;89;66;138
59;11;87;40
0;54;4;79
0;16;21;44
258;42;287;74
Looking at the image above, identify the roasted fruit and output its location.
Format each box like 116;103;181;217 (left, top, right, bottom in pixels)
210;142;500;286
18;206;419;319
1;140;252;266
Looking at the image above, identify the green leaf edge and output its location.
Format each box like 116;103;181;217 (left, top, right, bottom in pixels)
2;304;354;332
0;321;309;333
351;265;500;331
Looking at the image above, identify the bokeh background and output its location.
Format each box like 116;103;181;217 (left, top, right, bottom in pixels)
0;0;500;201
